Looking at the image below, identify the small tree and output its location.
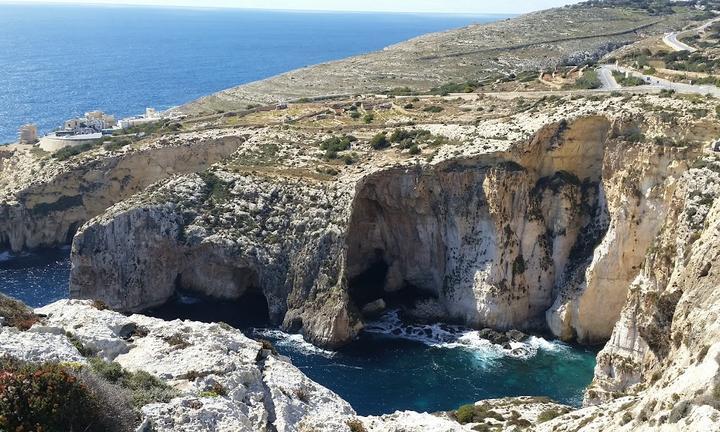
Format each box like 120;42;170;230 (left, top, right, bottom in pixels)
370;133;389;150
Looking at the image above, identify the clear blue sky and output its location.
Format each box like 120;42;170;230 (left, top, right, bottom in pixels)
2;0;584;14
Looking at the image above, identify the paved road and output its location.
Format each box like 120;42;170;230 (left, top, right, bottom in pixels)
600;64;720;97
662;18;720;52
663;32;697;52
597;67;621;90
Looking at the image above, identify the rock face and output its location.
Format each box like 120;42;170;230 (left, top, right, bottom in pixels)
0;132;243;252
69;98;712;350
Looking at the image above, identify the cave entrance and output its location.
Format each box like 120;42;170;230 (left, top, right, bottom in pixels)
348;249;439;319
148;283;270;329
348;251;388;307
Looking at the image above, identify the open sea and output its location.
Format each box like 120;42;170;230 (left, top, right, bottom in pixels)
0;4;500;143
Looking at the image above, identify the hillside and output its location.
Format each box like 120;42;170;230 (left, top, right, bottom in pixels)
178;1;702;115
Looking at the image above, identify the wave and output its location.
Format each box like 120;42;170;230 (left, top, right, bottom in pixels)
252;328;337;358
363;310;568;360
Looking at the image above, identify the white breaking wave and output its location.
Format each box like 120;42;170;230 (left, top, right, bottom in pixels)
363;310;567;360
252;328;337;358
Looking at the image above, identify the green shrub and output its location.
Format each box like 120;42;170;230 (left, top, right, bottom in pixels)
453;403;504;424
0;294;39;330
408;145;421;155
0;359;112;432
574;69;601;89
363;113;375;123
319;135;356;159
455;404;476;423
347;418;368;432
621;411;633;425
538;408;563;423
52;142;96;160
89;357;177;408
350;111;361;119
199;171;231;203
103;137;132;152
612;71;646;87
370;133;389;150
423;105;444;113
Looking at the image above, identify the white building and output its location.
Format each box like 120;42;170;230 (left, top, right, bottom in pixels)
118;107;162;129
18;124;38;144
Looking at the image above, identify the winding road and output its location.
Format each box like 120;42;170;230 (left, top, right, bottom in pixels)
598;64;720;97
663;18;720;52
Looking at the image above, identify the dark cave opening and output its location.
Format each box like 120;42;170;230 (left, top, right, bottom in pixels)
348;250;388;307
348;249;439;318
146;288;271;329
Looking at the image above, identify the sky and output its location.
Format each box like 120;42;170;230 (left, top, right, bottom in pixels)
1;0;584;14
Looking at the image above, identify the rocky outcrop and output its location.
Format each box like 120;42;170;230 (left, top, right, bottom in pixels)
0;132;243;252
1;299;355;432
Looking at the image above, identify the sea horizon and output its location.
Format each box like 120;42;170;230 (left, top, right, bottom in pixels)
0;3;508;143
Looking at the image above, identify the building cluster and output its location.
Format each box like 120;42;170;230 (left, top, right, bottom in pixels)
57;111;117;137
17;108;164;152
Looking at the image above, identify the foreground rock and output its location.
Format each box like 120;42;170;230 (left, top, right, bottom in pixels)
1;299;353;432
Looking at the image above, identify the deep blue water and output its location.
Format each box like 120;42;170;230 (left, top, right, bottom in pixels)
0;249;71;307
0;249;596;415
0;4;500;143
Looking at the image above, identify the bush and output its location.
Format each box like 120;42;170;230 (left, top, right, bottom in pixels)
89;357;177;408
0;358;119;432
369;133;389;150
346;419;368;432
408;145;421;155
103;137;132;152
574;69;601;89
538;408;563;423
320;135;356;159
363;113;375;123
453;403;504;424
52;142;96;160
423;105;444;113
350;111;361;119
0;294;39;330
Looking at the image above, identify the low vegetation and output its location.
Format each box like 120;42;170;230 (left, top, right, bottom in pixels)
0;294;40;330
370;133;389;150
572;69;602;89
453;403;504;424
0;357;135;432
538;408;565;422
612;70;646;87
52;142;96;160
319;135;357;159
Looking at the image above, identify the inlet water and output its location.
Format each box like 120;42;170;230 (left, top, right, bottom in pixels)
0;250;597;416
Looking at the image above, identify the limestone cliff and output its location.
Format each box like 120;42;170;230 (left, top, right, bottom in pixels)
68;95;711;350
0;131;243;252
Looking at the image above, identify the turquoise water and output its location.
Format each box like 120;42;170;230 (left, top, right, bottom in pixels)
0;4;500;143
0;250;596;415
